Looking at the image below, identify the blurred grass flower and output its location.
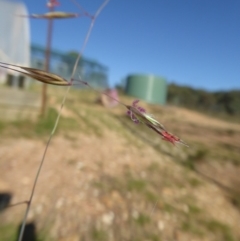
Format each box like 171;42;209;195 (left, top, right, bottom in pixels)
0;62;71;86
127;100;188;146
47;0;60;8
27;12;80;19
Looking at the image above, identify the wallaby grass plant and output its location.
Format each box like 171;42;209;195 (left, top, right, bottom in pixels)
2;1;239;241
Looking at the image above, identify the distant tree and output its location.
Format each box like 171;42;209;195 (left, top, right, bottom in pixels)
197;90;215;111
66;51;79;58
167;83;240;117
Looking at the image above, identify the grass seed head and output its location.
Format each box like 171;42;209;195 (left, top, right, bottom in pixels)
127;100;188;146
0;62;71;86
30;12;80;19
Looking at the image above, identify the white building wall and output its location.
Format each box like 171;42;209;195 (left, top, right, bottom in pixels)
0;0;30;86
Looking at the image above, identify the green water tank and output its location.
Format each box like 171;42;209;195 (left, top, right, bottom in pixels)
125;74;167;104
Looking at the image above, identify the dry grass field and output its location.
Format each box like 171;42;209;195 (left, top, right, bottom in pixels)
0;86;240;241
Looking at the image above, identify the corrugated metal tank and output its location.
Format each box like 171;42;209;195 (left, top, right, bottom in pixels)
125;74;167;104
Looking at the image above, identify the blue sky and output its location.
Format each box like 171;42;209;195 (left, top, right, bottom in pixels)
22;0;240;91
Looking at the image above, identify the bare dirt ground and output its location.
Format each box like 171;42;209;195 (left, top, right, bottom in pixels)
0;88;240;241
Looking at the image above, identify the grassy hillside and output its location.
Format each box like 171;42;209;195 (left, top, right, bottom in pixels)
0;86;240;241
